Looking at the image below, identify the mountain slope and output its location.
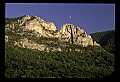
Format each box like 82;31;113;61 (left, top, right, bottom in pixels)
5;40;114;78
90;30;115;54
5;15;115;78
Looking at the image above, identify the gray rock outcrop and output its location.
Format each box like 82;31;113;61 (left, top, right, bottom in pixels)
5;15;100;48
55;24;100;47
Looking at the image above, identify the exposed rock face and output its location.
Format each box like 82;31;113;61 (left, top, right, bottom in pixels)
5;15;100;51
5;15;57;33
55;24;100;47
14;38;62;52
14;38;47;51
23;15;57;31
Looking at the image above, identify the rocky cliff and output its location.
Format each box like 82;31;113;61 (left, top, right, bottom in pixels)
5;15;100;52
55;24;100;47
5;15;57;37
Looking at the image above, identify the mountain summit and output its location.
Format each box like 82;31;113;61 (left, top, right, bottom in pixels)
5;15;100;52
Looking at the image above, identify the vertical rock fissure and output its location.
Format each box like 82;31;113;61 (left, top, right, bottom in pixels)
70;25;74;44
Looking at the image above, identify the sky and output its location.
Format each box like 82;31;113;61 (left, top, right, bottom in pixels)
5;3;115;34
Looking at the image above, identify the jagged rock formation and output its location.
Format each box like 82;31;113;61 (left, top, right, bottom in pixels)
5;15;57;37
55;24;100;47
18;15;57;31
5;15;100;52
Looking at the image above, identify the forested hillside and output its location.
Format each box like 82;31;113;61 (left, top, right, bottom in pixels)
5;41;114;78
5;16;115;78
90;30;115;54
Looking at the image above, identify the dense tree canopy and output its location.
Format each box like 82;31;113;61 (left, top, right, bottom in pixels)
90;30;115;54
5;42;114;78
